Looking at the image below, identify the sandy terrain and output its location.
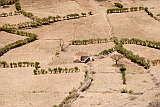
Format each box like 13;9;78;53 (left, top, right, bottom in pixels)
0;15;31;26
0;67;84;107
0;0;160;107
0;31;26;48
124;44;160;60
22;13;110;41
72;52;160;107
109;11;160;41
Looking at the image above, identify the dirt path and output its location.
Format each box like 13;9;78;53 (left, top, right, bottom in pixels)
105;14;113;38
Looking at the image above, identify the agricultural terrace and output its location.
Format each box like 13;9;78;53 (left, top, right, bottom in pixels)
0;0;160;107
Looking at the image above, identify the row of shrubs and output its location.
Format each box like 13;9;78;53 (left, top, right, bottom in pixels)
15;1;21;11
120;38;160;50
99;47;115;55
121;88;133;94
144;7;153;17
114;2;123;8
115;43;150;69
144;7;160;21
0;0;17;6
0;27;37;56
71;38;108;45
0;61;40;68
151;59;160;66
120;66;126;84
33;66;80;75
0;10;21;17
107;6;144;14
16;12;92;29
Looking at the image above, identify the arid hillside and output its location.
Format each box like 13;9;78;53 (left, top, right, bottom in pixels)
0;0;160;107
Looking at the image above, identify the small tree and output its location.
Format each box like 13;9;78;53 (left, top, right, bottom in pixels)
35;62;40;69
111;54;123;65
74;66;79;72
120;66;126;84
53;68;58;74
15;2;21;11
88;11;93;15
33;69;38;75
48;68;52;74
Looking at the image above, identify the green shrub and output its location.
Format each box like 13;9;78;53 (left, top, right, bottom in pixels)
33;69;38;75
121;89;128;93
15;2;21;11
114;2;123;8
121;89;133;94
35;62;40;69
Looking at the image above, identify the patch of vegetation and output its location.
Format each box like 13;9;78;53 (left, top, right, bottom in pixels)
120;66;126;84
15;1;21;11
0;27;37;57
157;14;160;16
99;47;115;55
107;8;129;13
0;61;38;68
115;43;150;69
0;0;17;6
114;2;123;8
111;54;123;65
144;7;153;17
33;66;80;75
71;38;108;45
121;88;133;94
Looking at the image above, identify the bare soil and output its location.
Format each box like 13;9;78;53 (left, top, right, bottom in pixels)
0;0;160;107
124;44;160;60
0;31;26;48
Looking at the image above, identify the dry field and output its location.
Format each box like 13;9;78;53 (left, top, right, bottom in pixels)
109;11;160;41
0;31;26;48
0;67;84;107
72;52;160;107
0;5;31;26
124;44;160;60
0;0;160;107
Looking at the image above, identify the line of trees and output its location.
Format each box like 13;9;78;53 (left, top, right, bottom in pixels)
99;47;115;55
144;7;159;21
0;0;17;6
120;38;160;50
107;6;144;14
144;7;153;17
15;1;21;11
0;27;37;56
0;11;21;17
0;61;40;68
107;8;129;13
115;43;150;69
33;66;80;75
15;12;92;29
71;38;108;45
120;66;126;84
151;59;160;66
117;38;160;66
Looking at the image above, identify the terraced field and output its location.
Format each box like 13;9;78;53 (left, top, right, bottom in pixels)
0;0;160;107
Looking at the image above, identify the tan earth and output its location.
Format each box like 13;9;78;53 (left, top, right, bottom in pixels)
0;0;160;107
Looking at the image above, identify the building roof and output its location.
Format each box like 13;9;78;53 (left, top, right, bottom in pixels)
75;51;88;56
